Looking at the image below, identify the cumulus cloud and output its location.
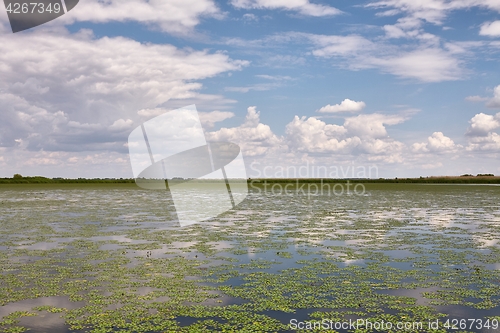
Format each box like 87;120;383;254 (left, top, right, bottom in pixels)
285;116;354;153
285;113;407;158
465;111;500;152
0;93;133;153
466;133;500;151
206;107;282;156
480;21;500;37
206;106;407;164
466;113;500;137
230;0;341;17
318;99;366;113
0;31;246;152
344;113;408;139
411;132;460;153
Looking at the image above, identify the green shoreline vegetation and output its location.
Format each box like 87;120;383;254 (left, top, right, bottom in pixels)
1;174;499;184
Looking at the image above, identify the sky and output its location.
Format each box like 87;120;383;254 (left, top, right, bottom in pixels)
1;0;500;179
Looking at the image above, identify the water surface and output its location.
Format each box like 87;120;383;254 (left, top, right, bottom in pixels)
0;184;499;332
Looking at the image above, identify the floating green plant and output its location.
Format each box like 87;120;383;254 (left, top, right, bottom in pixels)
0;184;499;332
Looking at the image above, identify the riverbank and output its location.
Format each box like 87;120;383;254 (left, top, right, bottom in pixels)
1;175;500;185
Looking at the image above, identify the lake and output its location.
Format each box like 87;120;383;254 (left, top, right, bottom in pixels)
0;183;499;332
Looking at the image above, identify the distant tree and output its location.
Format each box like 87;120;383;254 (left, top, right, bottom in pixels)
13;174;22;179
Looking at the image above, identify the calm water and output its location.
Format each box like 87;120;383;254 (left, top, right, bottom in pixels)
0;184;499;332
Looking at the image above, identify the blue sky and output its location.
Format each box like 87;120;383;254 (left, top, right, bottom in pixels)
1;0;500;178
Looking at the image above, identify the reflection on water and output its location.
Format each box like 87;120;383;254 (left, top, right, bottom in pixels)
0;184;499;332
1;296;85;333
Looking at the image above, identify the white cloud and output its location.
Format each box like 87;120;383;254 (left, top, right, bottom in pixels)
242;13;259;22
427;132;456;151
444;41;485;55
230;0;341;17
285;116;354;153
366;0;500;26
255;74;293;81
0;148;133;178
109;119;134;131
411;142;428;153
318;99;366;113
60;0;221;35
466;113;500;137
225;74;292;93
309;35;374;57
464;85;500;109
305;32;463;82
137;108;235;128
285;113;407;158
225;31;466;82
480;21;500;37
208;108;408;166
383;24;409;39
359;1;499;82
466;133;500;151
344;113;408;139
421;162;443;169
465;95;488;102
206;107;282;156
486;85;500;109
365;48;463;82
411;132;460;153
465;110;500;152
0;92;132;153
381;16;442;44
225;84;278;93
366;0;448;25
198;111;235;128
0;31;246;152
137;108;168;118
262;55;307;68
